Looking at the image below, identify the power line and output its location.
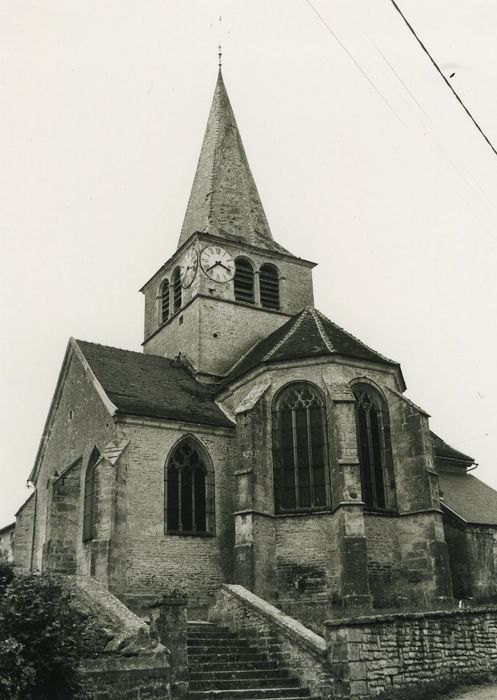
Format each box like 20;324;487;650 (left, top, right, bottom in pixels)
389;0;497;158
302;0;398;118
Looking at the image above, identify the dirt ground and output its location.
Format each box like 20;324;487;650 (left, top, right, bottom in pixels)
451;684;497;699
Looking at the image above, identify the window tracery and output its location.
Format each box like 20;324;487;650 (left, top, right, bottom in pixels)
272;383;330;513
353;384;396;511
165;439;214;534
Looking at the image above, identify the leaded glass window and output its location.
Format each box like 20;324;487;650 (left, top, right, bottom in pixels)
82;448;100;542
353;385;396;511
166;439;214;534
273;383;330;513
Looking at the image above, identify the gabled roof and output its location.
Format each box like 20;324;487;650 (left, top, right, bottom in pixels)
75;340;233;428
439;470;497;526
178;69;289;254
431;431;475;467
225;306;401;384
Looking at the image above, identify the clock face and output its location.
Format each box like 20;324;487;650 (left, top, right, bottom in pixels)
180;247;198;288
200;245;235;283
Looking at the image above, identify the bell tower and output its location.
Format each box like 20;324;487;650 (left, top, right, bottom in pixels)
140;66;316;381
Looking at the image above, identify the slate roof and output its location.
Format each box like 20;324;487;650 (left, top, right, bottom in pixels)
439;470;497;526
75;340;233;428
226;307;400;384
431;431;475;466
178;69;290;255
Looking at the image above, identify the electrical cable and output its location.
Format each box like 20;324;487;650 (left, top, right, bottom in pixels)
389;0;497;158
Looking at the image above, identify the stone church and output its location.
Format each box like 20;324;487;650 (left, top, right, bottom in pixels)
15;67;497;628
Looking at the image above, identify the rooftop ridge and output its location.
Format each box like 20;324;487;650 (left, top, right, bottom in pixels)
262;308;311;362
309;306;335;353
314;309;398;366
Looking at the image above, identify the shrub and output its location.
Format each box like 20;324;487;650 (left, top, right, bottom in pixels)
0;571;87;699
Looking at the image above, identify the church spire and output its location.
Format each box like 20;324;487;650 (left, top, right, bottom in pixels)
177;66;283;252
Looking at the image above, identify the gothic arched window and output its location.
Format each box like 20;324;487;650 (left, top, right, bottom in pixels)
165;439;214;534
82;448;100;542
260;263;280;310
353;384;396;511
272;383;330;514
234;257;255;304
159;278;169;324
172;267;182;312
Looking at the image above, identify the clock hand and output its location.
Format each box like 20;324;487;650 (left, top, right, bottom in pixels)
217;263;231;272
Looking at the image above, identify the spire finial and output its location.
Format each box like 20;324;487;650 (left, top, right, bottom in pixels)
218;44;222;69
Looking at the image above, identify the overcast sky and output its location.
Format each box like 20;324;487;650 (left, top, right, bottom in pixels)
1;1;496;526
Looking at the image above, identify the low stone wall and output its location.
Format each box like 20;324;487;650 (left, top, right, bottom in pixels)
78;656;170;699
326;606;497;698
209;584;333;699
60;576;171;699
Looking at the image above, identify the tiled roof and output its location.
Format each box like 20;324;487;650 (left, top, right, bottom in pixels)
178;69;289;255
439;470;497;526
226;307;399;383
76;340;233;428
431;432;474;466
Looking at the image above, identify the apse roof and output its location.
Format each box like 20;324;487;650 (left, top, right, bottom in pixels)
75;340;233;428
430;431;475;466
178;69;289;255
226;306;400;384
439;470;497;526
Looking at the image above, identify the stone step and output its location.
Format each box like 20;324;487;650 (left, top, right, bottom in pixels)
187;635;242;646
190;659;284;673
187;688;313;699
190;669;290;682
189;676;300;691
190;652;266;665
186;622;319;700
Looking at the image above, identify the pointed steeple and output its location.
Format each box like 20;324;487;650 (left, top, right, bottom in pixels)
178;68;285;252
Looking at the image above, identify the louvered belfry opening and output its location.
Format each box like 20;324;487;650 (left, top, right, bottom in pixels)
353;384;396;511
160;278;169;323
234;257;255;304
172;267;182;312
82;447;100;542
259;263;280;310
166;440;214;534
272;383;330;514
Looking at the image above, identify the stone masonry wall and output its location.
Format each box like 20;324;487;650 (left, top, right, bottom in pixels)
32;351;118;574
326;606;497;699
14;493;35;570
118;419;235;615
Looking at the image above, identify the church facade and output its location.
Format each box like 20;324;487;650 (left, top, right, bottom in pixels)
15;68;497;625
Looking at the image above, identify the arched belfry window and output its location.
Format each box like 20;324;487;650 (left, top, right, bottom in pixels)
260;263;280;310
353;384;396;511
159;278;170;324
272;383;330;513
165;438;214;535
172;267;182;312
82;447;100;542
234;257;255;304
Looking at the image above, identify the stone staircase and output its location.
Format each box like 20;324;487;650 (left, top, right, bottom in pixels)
187;621;322;699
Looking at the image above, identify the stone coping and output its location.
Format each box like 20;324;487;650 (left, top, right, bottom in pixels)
324;604;497;627
221;584;326;658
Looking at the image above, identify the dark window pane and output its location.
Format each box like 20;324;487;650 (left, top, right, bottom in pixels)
181;468;193;531
370;407;386;509
194;469;206;531
167;466;179;530
357;406;373;507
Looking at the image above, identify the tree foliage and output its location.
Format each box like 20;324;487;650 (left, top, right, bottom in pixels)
0;569;87;699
